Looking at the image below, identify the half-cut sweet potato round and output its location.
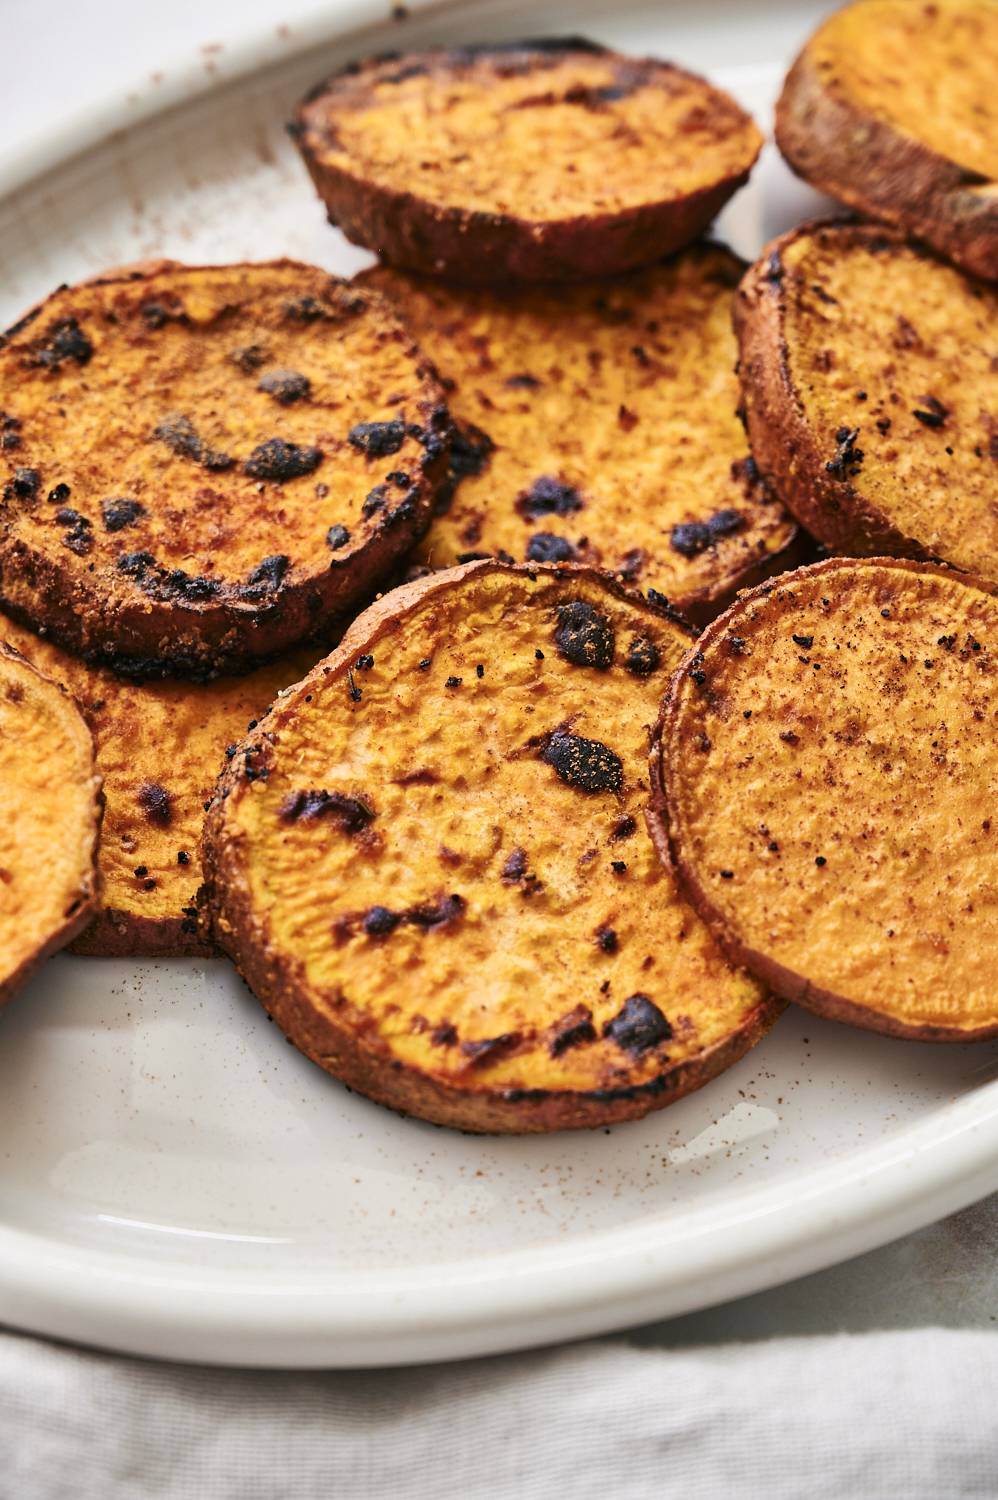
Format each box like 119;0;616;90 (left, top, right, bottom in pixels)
734;221;998;584
0;642;101;1002
776;0;998;281
203;562;779;1133
0;260;447;678
652;557;998;1041
292;39;763;283
364;246;802;624
0;613;315;956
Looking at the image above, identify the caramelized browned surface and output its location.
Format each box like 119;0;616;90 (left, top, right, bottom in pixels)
204;563;778;1133
735;223;998;580
294;41;762;281
0;642;100;999
0;612;315;955
658;558;998;1040
365;248;799;620
0;260;446;675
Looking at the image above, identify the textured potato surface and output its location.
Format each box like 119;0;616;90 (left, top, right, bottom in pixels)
0;260;445;673
367;248;798;619
0;643;100;999
737;223;998;579
205;564;776;1131
660;558;998;1039
806;0;998;180
297;42;761;222
0;614;314;955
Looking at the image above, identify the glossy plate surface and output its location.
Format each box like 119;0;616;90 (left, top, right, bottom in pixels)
1;0;996;1368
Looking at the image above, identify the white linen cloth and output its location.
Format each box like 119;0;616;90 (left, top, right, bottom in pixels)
3;1324;998;1499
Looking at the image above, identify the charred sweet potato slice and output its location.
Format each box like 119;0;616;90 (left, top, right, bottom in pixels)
735;222;998;584
0;642;100;1002
0;260;447;677
776;0;998;281
292;39;762;282
653;557;998;1041
202;562;779;1133
364;247;801;623
0;613;315;956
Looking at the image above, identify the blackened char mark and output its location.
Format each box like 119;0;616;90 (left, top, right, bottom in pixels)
116;552;221;604
516;476;583;521
527;533;577;563
554;599;615;669
138;781;173;828
258;368;312;405
5;467;40;500
279;789;374;833
501;847;528;882
245;438;322;481
670;508;744;558
32;317;93;369
549;1004;597;1057
624;635;660;677
825;427;864;479
102;498;145;531
348;420;406;457
603;993;672;1053
244;554;290;593
461;1031;521;1067
434;421;495;516
154;415;234;472
540;730;623;794
326;523;351;550
356;893;466;940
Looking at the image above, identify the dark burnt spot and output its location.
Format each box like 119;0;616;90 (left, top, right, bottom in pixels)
624;635;660;677
670;508;744;557
5;467;40;501
54;507;93;556
603;993;672;1054
117;550;157;578
501;847;528;882
245;554;290;592
138;781;173;828
115;551;221;604
506;373;541;389
231;344;267;372
33;317;93;368
549;1004;597;1057
394;768;438;787
258;368;311;405
54;507;88;527
284;295;327;322
764;250;783;285
431;1021;458;1046
0;412;22;452
731;455;760;486
141;301;186;328
355;654;374;671
348;420;406;457
154;414;233;471
541;730;623;794
245;438;322;481
364;905;402;937
516;475;583;520
407;893;466;929
326;523;350;550
826;426;864;478
279;789;374;833
47;482;70;504
913;396;948;429
617;548;645;581
461;1032;521;1067
363;485;389;518
101;498;145;531
450;422;493;478
596;924;619;953
527;532;577;563
554;599;615;669
610;815;636;843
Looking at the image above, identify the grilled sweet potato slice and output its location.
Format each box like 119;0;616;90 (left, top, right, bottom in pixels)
0;260;447;677
292;39;762;283
734;222;998;583
0;642;100;1002
776;0;998;281
364;247;801;623
0;613;314;956
202;562;779;1133
652;557;998;1041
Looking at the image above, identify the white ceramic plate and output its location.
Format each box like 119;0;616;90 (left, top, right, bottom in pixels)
1;0;997;1370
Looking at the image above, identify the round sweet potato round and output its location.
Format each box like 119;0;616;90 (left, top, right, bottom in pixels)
364;246;802;625
653;557;998;1041
292;39;763;283
202;562;779;1133
0;612;316;957
734;221;998;584
0;260;447;677
0;641;101;1003
776;0;998;281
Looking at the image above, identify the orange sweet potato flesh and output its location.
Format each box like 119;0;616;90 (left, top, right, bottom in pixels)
735;222;998;583
0;260;447;677
203;562;779;1133
653;557;998;1040
364;247;801;624
293;40;762;282
0;613;316;956
776;0;998;280
0;642;101;1001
